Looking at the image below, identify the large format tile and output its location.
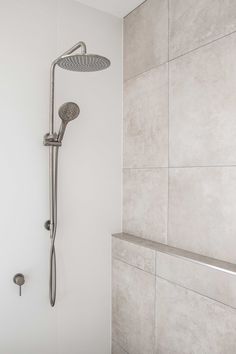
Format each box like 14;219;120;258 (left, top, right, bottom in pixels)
155;278;236;354
123;168;168;243
124;65;168;168
124;0;168;80
112;234;156;274
112;259;155;354
169;0;236;59
168;167;236;263
169;33;236;167
112;341;128;354
156;251;236;308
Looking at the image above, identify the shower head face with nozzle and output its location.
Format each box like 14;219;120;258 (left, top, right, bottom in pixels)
57;102;80;143
58;102;80;122
57;54;111;72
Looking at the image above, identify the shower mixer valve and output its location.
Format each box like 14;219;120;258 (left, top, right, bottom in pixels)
13;273;25;296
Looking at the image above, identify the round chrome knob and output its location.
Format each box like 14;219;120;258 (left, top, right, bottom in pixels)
13;273;25;296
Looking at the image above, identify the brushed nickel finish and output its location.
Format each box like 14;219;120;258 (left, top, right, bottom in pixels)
44;41;110;307
13;273;25;296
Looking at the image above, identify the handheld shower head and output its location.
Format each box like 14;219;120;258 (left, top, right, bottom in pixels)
59;102;80;122
57;102;80;142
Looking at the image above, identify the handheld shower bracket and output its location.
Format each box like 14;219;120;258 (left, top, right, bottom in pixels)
44;133;61;147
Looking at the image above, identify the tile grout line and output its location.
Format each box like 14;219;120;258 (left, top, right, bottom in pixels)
167;0;170;248
154;251;158;352
124;28;236;85
123;165;236;169
169;28;236;63
156;275;236;311
112;338;129;354
114;256;236;311
113;256;155;275
124;60;168;84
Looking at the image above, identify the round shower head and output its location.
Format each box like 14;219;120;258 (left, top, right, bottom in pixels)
58;102;80;122
57;54;111;72
57;102;80;143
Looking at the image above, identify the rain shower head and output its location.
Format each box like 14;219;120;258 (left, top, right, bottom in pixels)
57;54;111;72
57;102;80;143
54;41;110;72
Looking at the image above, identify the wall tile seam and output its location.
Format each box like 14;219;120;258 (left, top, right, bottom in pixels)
113;255;236;310
123;167;168;170
113;339;129;354
167;0;170;247
156;275;236;311
113;252;236;312
114;243;236;280
113;256;156;275
123;24;236;84
153;252;158;353
123;165;236;170
123;60;168;84
169;165;236;169
169;27;236;63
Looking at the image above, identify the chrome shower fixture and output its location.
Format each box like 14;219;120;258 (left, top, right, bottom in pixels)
43;41;111;307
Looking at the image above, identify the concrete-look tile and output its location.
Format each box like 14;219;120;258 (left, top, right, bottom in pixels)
155;278;236;354
169;33;236;167
124;0;168;80
112;259;155;354
112;235;156;274
112;341;128;354
169;0;236;59
124;65;168;168
156;251;236;309
168;167;236;263
123;168;168;243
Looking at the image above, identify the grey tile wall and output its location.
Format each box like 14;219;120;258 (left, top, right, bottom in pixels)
121;0;236;352
155;278;236;354
112;341;128;354
124;0;236;262
112;234;156;274
112;258;156;354
112;234;236;354
169;0;236;59
124;0;168;81
156;251;236;309
168;167;236;263
123;168;168;243
124;64;168;168
169;33;236;167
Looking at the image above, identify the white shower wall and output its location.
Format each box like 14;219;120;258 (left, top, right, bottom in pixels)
0;0;122;353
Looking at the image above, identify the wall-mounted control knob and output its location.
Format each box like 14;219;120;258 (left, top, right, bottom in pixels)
13;273;25;296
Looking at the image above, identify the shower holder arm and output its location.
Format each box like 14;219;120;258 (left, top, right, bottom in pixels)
43;132;61;146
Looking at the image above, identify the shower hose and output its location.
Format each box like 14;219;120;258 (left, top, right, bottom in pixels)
49;145;59;307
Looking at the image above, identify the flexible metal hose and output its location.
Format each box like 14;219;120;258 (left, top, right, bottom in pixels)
49;146;59;307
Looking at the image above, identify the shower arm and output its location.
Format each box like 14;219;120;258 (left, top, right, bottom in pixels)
49;41;87;137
